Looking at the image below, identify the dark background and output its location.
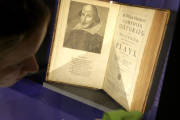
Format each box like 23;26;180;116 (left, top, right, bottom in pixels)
156;10;179;119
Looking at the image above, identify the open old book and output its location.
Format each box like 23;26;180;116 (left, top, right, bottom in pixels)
46;0;170;112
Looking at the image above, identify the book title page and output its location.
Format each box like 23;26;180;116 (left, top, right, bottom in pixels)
104;5;155;108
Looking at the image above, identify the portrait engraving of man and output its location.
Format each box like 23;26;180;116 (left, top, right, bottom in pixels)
63;2;109;54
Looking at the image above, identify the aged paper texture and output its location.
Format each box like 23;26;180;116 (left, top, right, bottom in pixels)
48;0;112;89
103;5;155;108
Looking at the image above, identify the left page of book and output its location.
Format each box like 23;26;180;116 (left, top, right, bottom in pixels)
46;0;115;89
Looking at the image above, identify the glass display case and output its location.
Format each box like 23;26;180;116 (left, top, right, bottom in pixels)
0;0;179;120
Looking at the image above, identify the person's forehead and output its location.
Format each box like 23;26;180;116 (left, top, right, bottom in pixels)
82;5;95;13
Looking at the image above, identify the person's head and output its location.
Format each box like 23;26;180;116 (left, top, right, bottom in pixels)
0;0;50;87
79;5;100;29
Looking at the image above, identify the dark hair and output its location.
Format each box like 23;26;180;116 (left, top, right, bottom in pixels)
79;5;100;24
0;0;48;36
0;0;49;56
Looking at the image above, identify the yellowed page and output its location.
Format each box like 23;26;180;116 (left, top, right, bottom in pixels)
103;5;155;109
47;0;116;89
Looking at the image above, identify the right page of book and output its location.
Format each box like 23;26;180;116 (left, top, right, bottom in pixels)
103;5;155;110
